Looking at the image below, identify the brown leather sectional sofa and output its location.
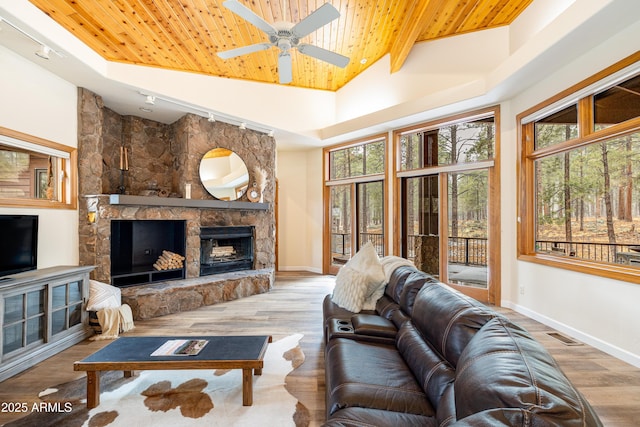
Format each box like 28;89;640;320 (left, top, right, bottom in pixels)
322;264;602;426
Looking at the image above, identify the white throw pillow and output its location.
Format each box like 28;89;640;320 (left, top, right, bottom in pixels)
86;280;121;311
332;242;386;312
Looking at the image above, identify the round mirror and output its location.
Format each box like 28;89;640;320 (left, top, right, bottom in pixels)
199;148;249;201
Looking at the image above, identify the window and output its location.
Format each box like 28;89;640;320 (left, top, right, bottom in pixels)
399;116;495;170
518;55;640;282
395;107;500;304
324;136;387;274
0;127;77;209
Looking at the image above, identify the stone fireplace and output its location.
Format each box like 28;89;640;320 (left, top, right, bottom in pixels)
76;88;276;318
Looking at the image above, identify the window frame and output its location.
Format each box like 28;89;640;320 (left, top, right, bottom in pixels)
323;134;389;274
393;106;501;304
0;127;77;210
517;52;640;284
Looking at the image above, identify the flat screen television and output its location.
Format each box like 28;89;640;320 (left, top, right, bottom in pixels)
0;215;38;278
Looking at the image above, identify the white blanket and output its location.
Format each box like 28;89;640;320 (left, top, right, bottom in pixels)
92;304;135;340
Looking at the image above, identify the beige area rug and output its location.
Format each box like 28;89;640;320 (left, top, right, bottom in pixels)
8;334;310;427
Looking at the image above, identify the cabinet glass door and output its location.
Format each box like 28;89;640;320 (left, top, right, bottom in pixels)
2;289;45;355
51;281;83;335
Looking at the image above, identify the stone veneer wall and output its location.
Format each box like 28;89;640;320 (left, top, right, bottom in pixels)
77;88;276;284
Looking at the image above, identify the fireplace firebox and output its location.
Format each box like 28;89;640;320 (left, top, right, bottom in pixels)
111;220;186;287
200;226;254;276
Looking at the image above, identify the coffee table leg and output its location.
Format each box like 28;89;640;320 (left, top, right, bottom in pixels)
86;371;100;409
242;368;253;406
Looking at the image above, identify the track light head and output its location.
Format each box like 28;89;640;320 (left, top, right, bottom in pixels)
239;122;246;130
208;113;216;122
145;95;156;105
35;45;51;59
268;130;274;137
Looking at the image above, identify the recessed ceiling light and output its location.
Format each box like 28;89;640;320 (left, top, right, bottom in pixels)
360;58;367;65
139;107;153;113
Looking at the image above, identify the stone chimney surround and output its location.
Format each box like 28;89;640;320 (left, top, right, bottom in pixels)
76;88;276;318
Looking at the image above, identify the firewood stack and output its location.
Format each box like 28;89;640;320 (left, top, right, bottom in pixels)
153;250;185;271
210;246;236;258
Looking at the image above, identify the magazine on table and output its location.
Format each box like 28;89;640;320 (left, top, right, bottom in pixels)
151;339;208;356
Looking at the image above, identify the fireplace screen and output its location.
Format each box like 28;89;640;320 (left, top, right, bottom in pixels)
200;226;254;275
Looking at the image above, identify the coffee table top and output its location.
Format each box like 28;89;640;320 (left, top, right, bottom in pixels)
75;335;271;370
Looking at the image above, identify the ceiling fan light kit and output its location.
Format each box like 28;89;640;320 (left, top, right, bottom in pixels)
218;0;349;84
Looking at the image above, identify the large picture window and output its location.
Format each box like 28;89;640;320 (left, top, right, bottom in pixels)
518;55;640;282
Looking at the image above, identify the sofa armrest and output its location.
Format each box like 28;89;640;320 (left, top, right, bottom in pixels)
351;314;397;338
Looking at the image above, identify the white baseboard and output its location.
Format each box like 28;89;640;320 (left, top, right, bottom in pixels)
502;300;640;369
277;266;323;274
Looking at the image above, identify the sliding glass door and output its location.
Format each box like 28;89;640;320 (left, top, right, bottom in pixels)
324;136;387;274
396;109;499;303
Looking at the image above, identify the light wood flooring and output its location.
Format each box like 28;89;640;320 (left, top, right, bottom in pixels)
1;272;640;426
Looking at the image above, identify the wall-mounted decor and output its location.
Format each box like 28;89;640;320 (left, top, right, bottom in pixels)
199;148;249;201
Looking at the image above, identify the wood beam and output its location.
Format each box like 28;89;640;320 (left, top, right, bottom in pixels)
389;0;446;74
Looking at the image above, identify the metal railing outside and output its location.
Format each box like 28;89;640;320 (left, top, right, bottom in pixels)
331;232;384;261
406;234;488;266
535;240;640;264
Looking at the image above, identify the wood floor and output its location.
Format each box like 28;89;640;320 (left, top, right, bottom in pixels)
1;271;640;426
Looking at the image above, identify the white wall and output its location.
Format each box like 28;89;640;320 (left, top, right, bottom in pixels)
0;45;79;268
501;19;640;367
276;149;323;273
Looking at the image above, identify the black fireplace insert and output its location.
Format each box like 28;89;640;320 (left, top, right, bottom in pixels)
111;220;186;287
200;226;254;276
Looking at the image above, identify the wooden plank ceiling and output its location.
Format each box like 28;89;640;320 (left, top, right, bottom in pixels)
29;0;533;91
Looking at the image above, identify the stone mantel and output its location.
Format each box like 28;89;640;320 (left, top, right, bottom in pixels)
107;194;269;210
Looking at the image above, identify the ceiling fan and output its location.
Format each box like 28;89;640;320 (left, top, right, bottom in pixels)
217;0;349;84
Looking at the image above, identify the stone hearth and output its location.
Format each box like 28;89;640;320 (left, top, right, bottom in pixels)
122;269;273;320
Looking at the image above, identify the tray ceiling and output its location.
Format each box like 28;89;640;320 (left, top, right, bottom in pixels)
28;0;533;91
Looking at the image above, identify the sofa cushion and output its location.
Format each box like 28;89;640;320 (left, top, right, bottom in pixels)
325;338;434;417
398;271;438;316
411;283;496;367
377;268;435;328
331;242;386;312
383;265;416;303
325;407;436;427
396;321;455;411
453;317;603;426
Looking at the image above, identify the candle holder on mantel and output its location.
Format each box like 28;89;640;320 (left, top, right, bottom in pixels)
117;146;129;194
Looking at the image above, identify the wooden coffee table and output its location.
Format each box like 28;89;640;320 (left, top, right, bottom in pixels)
74;335;272;409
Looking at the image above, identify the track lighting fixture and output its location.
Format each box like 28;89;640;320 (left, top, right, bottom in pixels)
1;16;63;59
135;91;271;134
35;45;51;59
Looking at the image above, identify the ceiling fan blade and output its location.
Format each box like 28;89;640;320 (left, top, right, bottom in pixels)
217;43;272;59
223;0;277;36
297;44;349;68
278;52;293;84
291;3;340;39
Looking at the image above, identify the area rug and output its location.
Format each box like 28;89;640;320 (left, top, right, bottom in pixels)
7;334;310;427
